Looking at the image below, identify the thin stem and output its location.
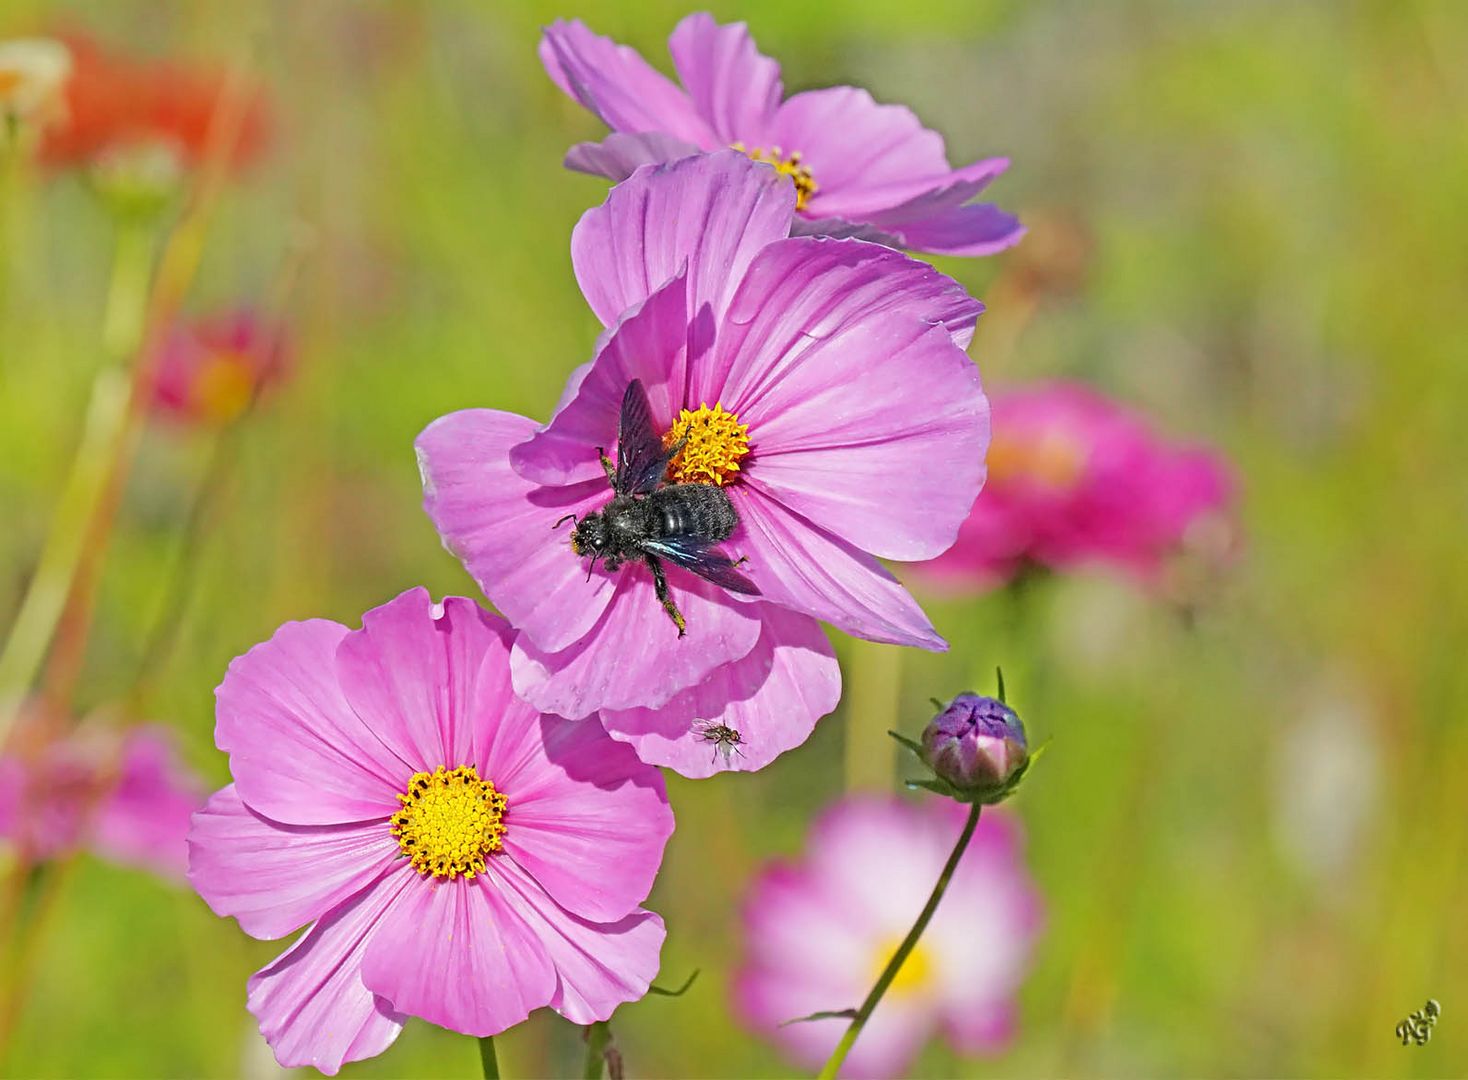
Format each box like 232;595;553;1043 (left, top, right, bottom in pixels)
0;219;155;734
817;802;983;1080
477;1035;500;1079
582;1021;612;1080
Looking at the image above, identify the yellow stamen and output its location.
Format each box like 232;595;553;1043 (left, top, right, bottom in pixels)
987;429;1087;491
732;142;818;211
872;937;934;996
390;765;509;880
663;402;750;486
190;351;257;423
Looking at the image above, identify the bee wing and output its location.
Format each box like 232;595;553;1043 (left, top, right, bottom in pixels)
643;537;761;596
616;379;673;496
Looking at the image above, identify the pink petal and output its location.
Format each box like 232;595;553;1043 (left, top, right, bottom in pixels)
564;131;701;182
881;202;1026;258
711;235;981;400
495;715;672;922
247;874;411;1075
93;726;205;881
360;874;556;1038
766;87;949;215
939;999;1017;1056
570;151;793;329
733;485;944;650
600;605;840;778
820;156;1009;224
667;14;782;145
539;20;715;148
416;408;616;653
510;271;691;490
492;856;666;1025
188;785;400;941
738;316;987;561
215;619;406;826
335;589;508;771
510;569;764;718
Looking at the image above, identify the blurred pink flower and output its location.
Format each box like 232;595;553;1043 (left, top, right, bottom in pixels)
417;152;984;775
150;310;289;426
0;722;204;882
188;588;673;1075
914;381;1236;591
540;14;1022;257
736;796;1043;1078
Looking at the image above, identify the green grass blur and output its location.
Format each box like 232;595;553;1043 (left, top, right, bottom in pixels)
3;1;1467;1076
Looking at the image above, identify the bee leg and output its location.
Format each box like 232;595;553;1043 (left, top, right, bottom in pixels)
646;555;687;637
553;513;578;530
596;446;617;487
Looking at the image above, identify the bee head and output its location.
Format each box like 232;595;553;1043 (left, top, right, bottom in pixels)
569;511;609;556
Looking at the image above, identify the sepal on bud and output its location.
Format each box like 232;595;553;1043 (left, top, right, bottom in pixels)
891;670;1040;804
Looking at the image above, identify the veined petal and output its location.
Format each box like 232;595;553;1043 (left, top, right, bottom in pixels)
215;619;406;827
416;409;615;654
667;13;782;145
247;873;411;1076
492;857;666;1025
188;786;400;941
823;156;1010;222
738;315;989;560
571;151;793;329
564;131;701;182
510;570;763;719
511;271;691;490
733;486;944;650
766;87;949;213
539;19;715;148
360;875;557;1038
335;589;508;770
882;202;1026;258
600;605;839;778
498;715;672;922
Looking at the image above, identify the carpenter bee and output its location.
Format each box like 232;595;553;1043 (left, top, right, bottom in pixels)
693;720;746;765
554;379;759;636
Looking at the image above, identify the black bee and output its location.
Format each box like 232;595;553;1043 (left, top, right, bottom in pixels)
694;721;746;765
555;379;759;636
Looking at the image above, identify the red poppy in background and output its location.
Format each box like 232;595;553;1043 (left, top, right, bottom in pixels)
39;33;269;173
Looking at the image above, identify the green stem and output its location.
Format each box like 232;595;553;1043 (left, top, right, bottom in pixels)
477;1035;500;1079
582;1021;612;1079
817;802;983;1080
0;219;155;738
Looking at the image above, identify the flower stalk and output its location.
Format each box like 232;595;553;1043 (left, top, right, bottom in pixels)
478;1035;500;1079
816;802;983;1080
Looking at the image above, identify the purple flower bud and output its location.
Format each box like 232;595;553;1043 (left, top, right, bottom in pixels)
920;694;1028;798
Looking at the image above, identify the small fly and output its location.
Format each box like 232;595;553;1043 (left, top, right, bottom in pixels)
693;720;745;766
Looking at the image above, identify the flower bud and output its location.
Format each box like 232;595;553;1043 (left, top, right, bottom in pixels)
920;694;1028;799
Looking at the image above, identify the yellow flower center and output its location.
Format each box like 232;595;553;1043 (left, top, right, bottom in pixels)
390;765;508;880
732;143;818;211
987;429;1087;491
663;403;750;486
190;351;258;423
872;938;934;996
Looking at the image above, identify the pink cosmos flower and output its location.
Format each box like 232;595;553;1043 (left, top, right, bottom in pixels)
150;309;289;426
416;152;986;775
187;587;673;1074
0;720;204;881
913;381;1236;591
736;796;1043;1079
540;13;1023;258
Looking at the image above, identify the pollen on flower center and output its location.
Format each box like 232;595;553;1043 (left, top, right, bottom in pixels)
873;937;935;996
663;403;750;486
192;351;257;423
731;143;818;211
390;765;508;880
987;429;1087;491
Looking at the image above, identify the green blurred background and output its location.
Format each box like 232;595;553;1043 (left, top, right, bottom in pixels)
3;0;1467;1075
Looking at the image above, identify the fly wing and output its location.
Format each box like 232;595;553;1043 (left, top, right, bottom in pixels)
616;379;673;496
643;537;761;596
